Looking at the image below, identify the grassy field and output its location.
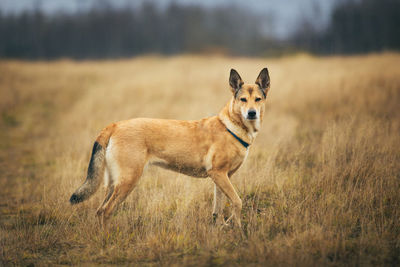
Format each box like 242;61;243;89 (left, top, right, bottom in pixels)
0;53;399;266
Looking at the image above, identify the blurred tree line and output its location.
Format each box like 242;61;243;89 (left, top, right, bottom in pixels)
293;0;400;54
0;3;275;59
0;0;399;59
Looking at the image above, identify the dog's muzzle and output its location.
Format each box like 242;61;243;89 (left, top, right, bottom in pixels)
247;109;257;120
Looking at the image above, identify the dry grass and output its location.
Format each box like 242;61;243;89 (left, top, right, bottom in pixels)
0;53;399;266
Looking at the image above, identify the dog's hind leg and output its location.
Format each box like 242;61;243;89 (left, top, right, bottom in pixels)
96;141;147;228
96;169;115;227
96;185;114;227
96;163;144;227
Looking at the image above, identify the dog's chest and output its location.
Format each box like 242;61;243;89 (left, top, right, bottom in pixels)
231;148;249;171
242;149;249;163
208;144;249;174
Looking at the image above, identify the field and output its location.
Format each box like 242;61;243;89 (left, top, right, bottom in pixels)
0;53;399;266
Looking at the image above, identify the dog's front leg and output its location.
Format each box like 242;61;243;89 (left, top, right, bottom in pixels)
209;171;242;228
212;184;227;225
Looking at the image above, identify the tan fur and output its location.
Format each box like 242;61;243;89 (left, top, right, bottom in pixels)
71;68;270;229
96;123;117;147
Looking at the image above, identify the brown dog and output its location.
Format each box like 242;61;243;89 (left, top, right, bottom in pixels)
70;68;270;228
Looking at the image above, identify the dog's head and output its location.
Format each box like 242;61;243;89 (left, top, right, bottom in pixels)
229;68;270;122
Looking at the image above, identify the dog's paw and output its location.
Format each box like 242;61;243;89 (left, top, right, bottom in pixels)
212;213;229;228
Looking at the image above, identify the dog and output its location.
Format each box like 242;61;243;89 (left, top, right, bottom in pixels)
70;68;270;228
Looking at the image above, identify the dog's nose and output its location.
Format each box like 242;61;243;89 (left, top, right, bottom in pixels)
247;110;257;119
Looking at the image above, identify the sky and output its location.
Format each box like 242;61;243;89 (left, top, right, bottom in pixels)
0;0;337;39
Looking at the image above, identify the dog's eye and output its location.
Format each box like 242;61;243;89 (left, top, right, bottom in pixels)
255;97;262;102
240;98;247;102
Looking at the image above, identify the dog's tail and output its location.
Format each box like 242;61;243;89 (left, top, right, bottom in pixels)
69;124;116;205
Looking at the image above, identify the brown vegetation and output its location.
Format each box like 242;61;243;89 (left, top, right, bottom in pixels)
0;53;399;266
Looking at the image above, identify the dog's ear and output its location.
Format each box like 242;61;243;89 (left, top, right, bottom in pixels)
255;68;270;97
229;69;244;93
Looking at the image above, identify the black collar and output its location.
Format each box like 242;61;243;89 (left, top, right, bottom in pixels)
226;128;249;149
